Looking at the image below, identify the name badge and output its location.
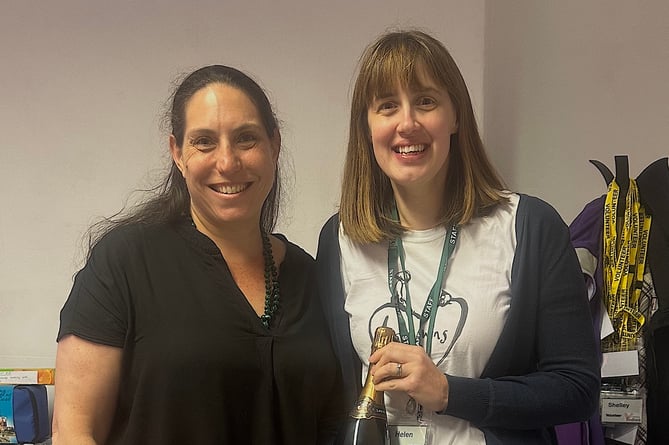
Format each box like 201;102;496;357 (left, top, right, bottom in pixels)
600;396;643;424
388;425;428;445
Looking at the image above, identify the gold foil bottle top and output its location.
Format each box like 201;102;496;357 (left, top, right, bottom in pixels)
371;326;395;353
349;325;397;420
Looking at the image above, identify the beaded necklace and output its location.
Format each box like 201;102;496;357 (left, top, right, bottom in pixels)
260;231;280;328
189;216;280;328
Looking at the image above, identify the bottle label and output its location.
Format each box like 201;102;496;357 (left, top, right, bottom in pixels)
350;396;387;420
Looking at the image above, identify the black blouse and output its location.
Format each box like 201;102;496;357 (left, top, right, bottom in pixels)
58;220;343;444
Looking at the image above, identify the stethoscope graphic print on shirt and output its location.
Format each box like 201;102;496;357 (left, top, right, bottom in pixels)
368;224;468;367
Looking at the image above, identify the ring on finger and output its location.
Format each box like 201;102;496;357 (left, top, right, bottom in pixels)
396;362;402;377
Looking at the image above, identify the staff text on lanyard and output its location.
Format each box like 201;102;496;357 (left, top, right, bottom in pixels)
387;224;458;356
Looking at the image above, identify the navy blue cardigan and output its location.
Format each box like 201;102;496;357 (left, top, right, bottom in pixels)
315;194;600;444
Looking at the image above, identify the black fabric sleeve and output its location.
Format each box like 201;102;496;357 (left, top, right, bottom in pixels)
57;227;133;347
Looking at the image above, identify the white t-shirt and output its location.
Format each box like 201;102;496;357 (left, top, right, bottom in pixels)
339;194;519;444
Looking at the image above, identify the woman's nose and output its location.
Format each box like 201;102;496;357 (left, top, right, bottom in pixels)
397;107;420;134
215;145;242;173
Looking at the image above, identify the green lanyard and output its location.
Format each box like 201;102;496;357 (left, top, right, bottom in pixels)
387;210;458;356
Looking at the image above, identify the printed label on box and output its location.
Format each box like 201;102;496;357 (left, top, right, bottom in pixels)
0;369;55;385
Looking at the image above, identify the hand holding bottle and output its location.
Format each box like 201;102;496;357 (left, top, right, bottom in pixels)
369;342;450;413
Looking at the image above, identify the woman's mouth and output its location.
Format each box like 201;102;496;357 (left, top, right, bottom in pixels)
211;183;250;194
393;144;426;154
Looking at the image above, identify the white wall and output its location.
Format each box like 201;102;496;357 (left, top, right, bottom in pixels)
0;1;485;367
484;0;669;223
3;0;667;374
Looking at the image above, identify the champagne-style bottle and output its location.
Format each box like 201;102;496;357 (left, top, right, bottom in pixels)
335;326;396;445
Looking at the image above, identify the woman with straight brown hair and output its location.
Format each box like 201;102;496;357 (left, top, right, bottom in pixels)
317;29;600;444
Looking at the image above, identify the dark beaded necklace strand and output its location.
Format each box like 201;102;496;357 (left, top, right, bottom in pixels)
260;231;280;328
189;216;280;327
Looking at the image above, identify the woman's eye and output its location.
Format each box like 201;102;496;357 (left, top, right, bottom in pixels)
417;97;437;108
189;137;217;151
237;133;258;148
377;102;397;114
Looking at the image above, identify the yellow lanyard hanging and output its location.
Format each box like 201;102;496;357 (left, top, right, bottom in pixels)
602;178;651;352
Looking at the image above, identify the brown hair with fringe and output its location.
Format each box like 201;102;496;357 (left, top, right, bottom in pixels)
340;29;507;243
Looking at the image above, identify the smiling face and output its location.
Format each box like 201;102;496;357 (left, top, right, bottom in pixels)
170;83;280;234
367;69;458;199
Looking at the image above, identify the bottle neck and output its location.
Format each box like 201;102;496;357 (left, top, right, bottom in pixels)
348;366;387;420
348;326;394;420
359;367;384;405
